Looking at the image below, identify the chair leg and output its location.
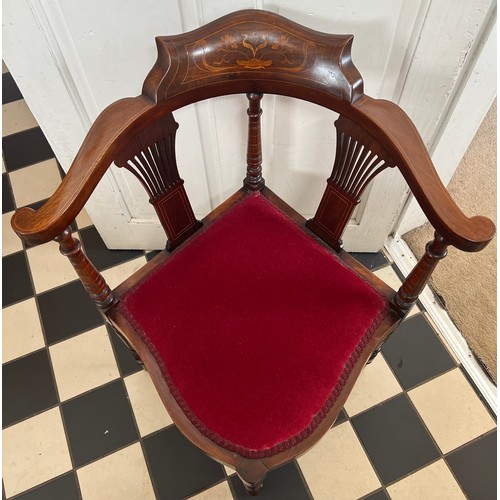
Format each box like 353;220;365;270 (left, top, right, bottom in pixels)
240;477;265;496
236;461;268;496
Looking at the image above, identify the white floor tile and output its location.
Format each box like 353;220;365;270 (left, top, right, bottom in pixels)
344;355;402;416
374;266;402;290
9;158;61;207
3;211;23;256
27;239;79;293
101;256;147;289
3;408;72;497
76;208;93;229
50;326;120;401
408;368;496;453
3;99;38;137
2;298;45;363
387;459;466;499
298;422;381;500
77;443;155;500
124;370;173;437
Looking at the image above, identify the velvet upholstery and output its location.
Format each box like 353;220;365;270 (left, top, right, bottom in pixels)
120;193;388;458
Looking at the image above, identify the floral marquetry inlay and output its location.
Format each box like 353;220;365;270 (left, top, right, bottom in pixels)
185;25;317;80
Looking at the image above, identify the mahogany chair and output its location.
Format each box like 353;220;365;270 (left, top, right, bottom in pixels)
12;10;495;496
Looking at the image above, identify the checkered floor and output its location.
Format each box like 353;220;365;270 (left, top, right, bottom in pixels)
2;64;497;500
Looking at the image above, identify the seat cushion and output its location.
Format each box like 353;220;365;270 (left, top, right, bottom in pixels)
119;193;388;458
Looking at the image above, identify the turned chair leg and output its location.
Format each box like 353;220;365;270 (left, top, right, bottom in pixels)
236;461;268;496
240;477;265;496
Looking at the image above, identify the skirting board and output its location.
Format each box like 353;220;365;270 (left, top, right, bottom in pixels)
385;234;497;415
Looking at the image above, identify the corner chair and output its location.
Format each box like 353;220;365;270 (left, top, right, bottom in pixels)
11;9;495;496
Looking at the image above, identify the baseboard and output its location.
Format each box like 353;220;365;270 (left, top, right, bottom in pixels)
385;234;497;415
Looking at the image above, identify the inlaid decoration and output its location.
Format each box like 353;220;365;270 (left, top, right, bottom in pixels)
183;23;318;83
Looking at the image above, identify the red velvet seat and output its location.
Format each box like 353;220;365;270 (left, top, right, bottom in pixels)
119;193;389;458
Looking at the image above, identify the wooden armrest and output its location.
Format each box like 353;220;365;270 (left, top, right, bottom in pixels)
11;96;154;246
355;96;495;252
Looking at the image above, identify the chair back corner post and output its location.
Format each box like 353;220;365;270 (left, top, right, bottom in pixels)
392;231;448;314
54;226;116;310
244;92;265;191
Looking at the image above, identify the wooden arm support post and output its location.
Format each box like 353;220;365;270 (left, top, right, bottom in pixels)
55;227;115;309
393;231;448;313
244;93;265;191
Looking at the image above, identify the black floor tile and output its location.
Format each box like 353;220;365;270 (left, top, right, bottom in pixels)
79;226;143;271
350;252;389;270
2;349;58;428
15;472;80;500
2;73;23;104
2;173;15;213
446;431;496;500
143;426;225;500
363;489;390;500
351;394;440;484
107;324;143;377
38;280;104;344
332;408;348;427
62;379;138;467
2;251;34;307
382;314;456;390
145;250;162;262
2;127;54;172
231;461;311;499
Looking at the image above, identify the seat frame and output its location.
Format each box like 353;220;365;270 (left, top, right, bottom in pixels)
11;9;494;495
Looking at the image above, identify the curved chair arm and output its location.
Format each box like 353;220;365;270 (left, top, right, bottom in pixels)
11;96;154;246
355;96;495;252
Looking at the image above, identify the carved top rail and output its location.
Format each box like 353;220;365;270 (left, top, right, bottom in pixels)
142;9;364;105
10;9;495;253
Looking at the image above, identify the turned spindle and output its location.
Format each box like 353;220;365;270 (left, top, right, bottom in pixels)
244;92;265;191
55;227;115;309
393;231;448;312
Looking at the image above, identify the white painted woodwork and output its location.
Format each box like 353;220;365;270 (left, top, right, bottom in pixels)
397;16;497;235
3;0;495;250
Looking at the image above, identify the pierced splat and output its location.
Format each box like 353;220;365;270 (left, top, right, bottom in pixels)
306;116;396;250
114;114;202;250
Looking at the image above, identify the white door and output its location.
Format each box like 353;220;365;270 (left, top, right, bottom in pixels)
3;0;495;250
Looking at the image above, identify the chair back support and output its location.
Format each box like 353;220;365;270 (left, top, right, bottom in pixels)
142;10;363;107
306;116;396;249
113;9;397;250
11;9;494;254
114;113;201;250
